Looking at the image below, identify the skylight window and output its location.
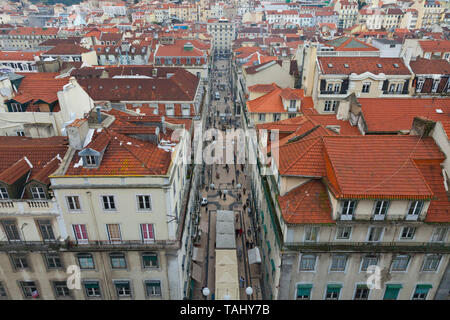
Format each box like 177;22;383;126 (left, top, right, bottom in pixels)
344;64;349;68
328;63;333;68
377;64;382;68
393;63;399;68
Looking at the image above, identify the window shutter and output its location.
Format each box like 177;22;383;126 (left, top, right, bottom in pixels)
382;80;389;93
402;79;409;94
340;78;349;94
438;77;447;92
412;77;417;88
320;79;326;93
422;78;433;92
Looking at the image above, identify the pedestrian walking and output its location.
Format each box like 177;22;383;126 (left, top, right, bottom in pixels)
246;240;250;249
232;179;235;187
239;228;243;237
243;204;247;211
243;187;246;195
239;276;245;288
218;190;222;198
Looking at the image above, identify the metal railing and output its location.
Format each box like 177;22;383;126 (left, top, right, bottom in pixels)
283;241;450;253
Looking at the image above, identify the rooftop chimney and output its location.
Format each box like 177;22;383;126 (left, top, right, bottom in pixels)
96;106;102;124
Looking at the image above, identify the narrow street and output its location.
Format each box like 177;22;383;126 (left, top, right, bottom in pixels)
192;55;262;300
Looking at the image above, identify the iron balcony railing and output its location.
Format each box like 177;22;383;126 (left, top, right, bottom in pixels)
283;241;450;253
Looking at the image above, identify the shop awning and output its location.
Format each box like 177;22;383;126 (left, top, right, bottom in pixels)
248;247;261;264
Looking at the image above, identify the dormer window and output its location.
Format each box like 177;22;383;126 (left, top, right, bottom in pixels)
166;104;174;116
30;186;46;199
289;100;296;111
0;187;9;200
84;155;97;166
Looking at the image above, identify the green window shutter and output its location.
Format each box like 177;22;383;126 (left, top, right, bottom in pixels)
416;284;432;294
357;284;368;289
266;240;271;253
263;224;268;235
297;284;312;297
327;284;342;293
260;210;264;223
270;259;276;272
384;284;402;300
84;282;99;289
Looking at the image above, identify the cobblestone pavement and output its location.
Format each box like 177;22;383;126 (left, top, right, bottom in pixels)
192;58;262;300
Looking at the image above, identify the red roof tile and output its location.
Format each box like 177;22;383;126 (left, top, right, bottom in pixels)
410;58;450;74
278;179;334;224
318;57;410;75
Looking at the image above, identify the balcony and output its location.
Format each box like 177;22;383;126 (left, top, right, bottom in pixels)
0;199;58;216
66;239;179;251
284;241;450;253
0;240;65;252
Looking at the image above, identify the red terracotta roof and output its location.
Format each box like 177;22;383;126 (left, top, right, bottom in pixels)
9;27;58;36
419;40;450;53
318;57;410;75
359;98;450;133
247;86;312;113
248;83;279;93
0;51;43;61
278;179;333;224
44;44;91;55
323;136;444;200
416;163;450;223
410;58;450;74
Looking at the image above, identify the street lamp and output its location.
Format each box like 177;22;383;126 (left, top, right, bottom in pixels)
246;286;253;300
202;287;210;300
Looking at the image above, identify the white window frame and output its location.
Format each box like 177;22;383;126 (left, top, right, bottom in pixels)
101;195;116;211
30;186;46;199
113;280;132;298
373;200;389;219
136;195;152;212
304;226;319;242
66;196;81;212
10;103;22;112
340;200;356;220
353;283;371;300
141;223;155;243
366;226;384;242
329;254;348;272
430;226;448;242
406;200;423;220
359;255;379;272
72;224;88;244
335;226;352;240
0;187;9;200
417;78;424;92
106;224;122;243
399;226;416;240
391;255;410;272
298;254;317;272
421;254;441;272
85;155;97;166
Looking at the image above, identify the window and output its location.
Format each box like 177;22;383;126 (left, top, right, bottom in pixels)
389;83;395;93
110;253;127;269
412;285;432;300
10;253;29;270
367;226;383;242
85;155;97;166
360;255;378;272
142;252;159;268
84;281;101;298
417;78;424;92
0;282;7;299
0;187;9;200
289;100;296;110
431;227;448;242
422;254;441;272
400;227;416;240
432;79;439;92
391;255;410;271
327;83;333;92
336;226;351;239
102;196;116;210
325;284;341;300
141;223;155;243
383;284;402;300
341;200;356;219
334;83;341;93
145;280;161;297
72;224;88;244
373;200;389;218
30;186;46;199
77;253;95;269
45;253;63;269
330;255;347;272
258;114;266;121
106;224;121;243
396;83;403;93
53;281;71;298
407;201;423;219
296;284;312;300
273;113;281;122
66;196;81;211
114;281;132;298
37;220;55;241
16;130;25;136
299;254;317;271
304;226;319;242
1;220;21;242
354;285;370;300
20;281;38;299
10;103;22;112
